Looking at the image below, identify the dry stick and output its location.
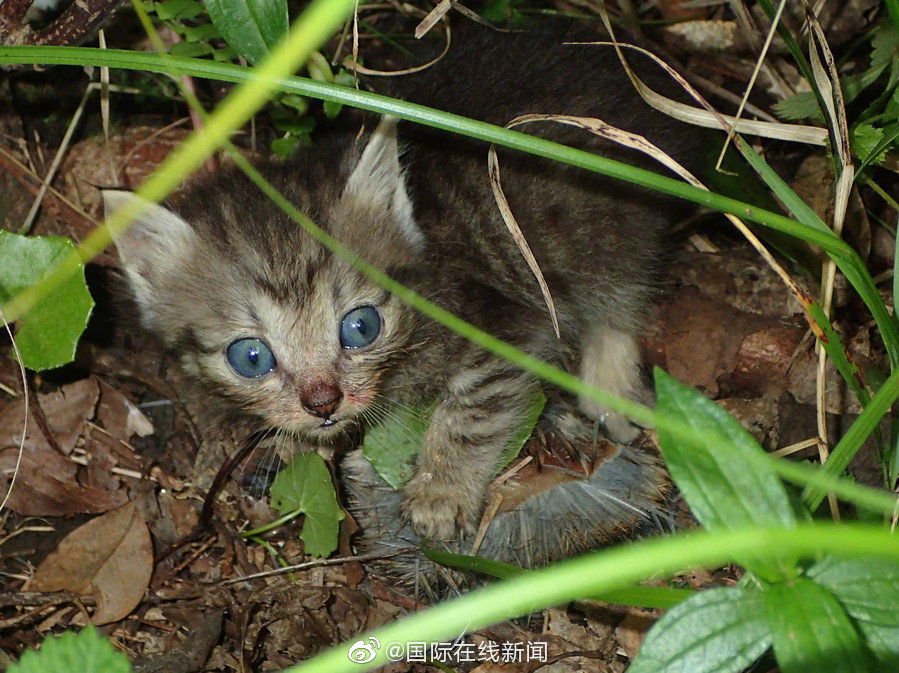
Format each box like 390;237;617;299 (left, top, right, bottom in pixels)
803;2;856;521
19;82;93;234
0;143;97;238
771;437;820;457
98;29;118;186
0;306;27;515
727;0;795;100
219;547;419;585
25;372;65;456
714;0;788;172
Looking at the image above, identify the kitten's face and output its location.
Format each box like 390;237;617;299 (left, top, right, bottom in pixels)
104;120;422;439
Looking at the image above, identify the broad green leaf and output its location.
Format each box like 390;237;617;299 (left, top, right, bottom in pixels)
362;405;431;490
269;452;344;557
363;390;544;490
10;626;130;673
203;0;288;65
767;578;873;673
496;388;545;470
871;22;899;71
654;368;798;581
153;0;206;20
773;91;822;122
270;135;301;157
0;231;93;371
279;93;308;114
629;587;771;673
181;23;220;42
853;123;888;165
169;40;213;58
809;556;899;661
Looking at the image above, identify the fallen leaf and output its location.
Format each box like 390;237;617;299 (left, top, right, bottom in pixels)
0;377;99;456
0;378;127;515
29;500;153;624
96;379;154;441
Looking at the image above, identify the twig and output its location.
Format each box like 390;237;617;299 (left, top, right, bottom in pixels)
219;547;419;585
0;306;26;515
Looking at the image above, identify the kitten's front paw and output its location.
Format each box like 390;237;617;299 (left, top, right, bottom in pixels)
402;472;481;540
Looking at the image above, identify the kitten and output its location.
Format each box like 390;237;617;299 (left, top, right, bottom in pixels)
104;20;699;540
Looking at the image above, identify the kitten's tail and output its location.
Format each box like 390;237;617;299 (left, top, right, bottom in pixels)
341;404;679;599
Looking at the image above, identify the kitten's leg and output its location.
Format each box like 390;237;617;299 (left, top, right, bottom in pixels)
402;357;538;540
578;326;649;443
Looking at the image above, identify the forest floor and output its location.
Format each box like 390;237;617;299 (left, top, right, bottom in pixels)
0;1;894;671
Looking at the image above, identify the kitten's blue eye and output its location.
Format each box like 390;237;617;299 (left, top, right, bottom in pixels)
226;338;276;378
340;306;381;348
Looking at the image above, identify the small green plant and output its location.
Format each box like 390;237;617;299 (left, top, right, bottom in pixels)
2;3;899;672
0;231;93;371
143;0;354;155
9;626;131;673
774;21;899;171
628;370;899;673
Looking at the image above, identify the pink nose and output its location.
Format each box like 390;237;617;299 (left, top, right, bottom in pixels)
301;382;343;419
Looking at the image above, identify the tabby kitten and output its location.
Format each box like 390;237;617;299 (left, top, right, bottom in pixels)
104;20;698;540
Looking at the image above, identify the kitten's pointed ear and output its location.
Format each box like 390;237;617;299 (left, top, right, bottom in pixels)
102;189;196;314
343;116;423;249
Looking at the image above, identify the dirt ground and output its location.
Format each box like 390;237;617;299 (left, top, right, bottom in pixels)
0;1;894;671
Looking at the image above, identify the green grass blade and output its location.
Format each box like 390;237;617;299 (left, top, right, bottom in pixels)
803;368;899;510
281;524;899;673
2;46;892;366
422;548;692;609
0;0;356;324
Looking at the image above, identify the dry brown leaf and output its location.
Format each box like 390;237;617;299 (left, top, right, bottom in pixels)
0;377;129;515
29;500;153;625
0;377;99;456
96;378;154;441
614;606;661;661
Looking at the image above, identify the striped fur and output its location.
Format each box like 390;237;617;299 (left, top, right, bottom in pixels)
105;19;700;540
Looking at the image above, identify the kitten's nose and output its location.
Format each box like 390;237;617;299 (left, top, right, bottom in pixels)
301;382;343;419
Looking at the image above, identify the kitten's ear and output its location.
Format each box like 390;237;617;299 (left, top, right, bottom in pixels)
102;189;196;312
343;116;423;249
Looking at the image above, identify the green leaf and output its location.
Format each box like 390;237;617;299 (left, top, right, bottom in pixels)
203;0;288;65
767;577;873;673
269;452;344;557
181;23;220;42
0;231;93;371
496;388;545;471
169;40;213;57
629;587;771;673
773;91;822;122
10;626;130;673
210;45;237;62
323;71;355;118
362;404;431;489
270;108;314;134
279;93;308;114
306;51;333;83
270;135;301;157
852;123;889;165
654;368;798;581
153;0;206;20
808;556;899;661
871;22;899;72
